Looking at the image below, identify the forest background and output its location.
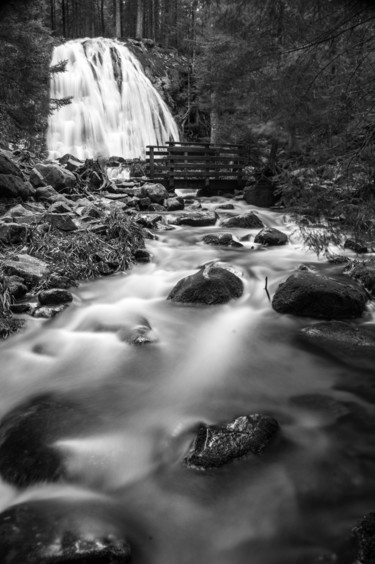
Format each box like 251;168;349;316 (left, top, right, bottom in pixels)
1;0;375;245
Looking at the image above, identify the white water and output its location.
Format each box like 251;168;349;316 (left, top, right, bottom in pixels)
47;38;179;160
0;199;375;562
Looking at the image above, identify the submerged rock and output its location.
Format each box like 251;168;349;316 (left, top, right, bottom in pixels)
352;512;375;564
254;227;288;246
220;211;264;229
0;498;132;563
168;264;243;305
185;414;279;470
272;271;368;319
0;393;90;487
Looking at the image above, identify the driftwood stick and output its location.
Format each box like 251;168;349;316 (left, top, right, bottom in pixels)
264;276;271;302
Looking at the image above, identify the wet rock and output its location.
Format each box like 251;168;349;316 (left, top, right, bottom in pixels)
254;227;288;246
148;203;165;212
0;174;34;199
35;163;76;192
168;264;243;305
300;321;375;368
170;211;217;227
352;512;375;564
185;414;279;470
5;275;27;299
142;182;169;203
35;185;60;202
344;239;368;254
46;212;78;232
0;393;91;487
220;211;264;229
38;288;73;306
165;197;184;211
134;248;152;263
29;167;46;187
0;151;23;177
0;222;28;244
47;201;73;214
58;152;84;171
9;303;33;314
33;305;66;318
215;203;235;210
272;271;368;319
0;499;132;563
118;318;157;345
202;233;243;248
134;213;162;229
344;262;375;297
3;254;49;287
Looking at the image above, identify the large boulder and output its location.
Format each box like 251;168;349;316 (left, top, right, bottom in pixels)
0;499;132;563
168;264;243;305
254;227;288;246
170;211;217;227
142;182;169;203
220;211;264;229
272;271;368;319
35;163;76;192
0;174;34;199
0;222;28;244
0;393;90;487
2;254;49;287
185;414;279;470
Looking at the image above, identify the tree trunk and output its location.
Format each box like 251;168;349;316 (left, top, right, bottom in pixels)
136;0;144;39
115;0;121;37
210;92;219;144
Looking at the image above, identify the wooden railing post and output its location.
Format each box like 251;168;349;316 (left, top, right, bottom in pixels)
149;146;155;180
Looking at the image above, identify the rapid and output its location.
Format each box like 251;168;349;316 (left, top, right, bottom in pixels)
1;197;375;563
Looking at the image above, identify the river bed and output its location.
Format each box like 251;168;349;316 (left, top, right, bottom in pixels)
0;196;374;563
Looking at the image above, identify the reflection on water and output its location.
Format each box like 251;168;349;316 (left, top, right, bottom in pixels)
0;198;374;563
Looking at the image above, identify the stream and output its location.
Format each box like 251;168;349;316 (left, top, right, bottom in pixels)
1;195;375;563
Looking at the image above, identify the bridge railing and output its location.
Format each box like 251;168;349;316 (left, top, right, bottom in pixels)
145;142;247;189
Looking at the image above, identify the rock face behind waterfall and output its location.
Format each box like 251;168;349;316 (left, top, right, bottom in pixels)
272;271;368;319
185;414;279;470
168;264;243;305
47;38;180;160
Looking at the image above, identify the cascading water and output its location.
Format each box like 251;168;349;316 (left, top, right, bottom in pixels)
47;37;180;160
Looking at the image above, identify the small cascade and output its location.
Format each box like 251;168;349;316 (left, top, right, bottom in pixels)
47;37;180;160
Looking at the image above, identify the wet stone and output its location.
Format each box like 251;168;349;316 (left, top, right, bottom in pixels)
272;271;368;319
3;254;49;286
344;239;368;254
0;499;132;563
134;248;152;263
220;211;264;229
168;264;243;305
254;227;288;246
0;393;90;487
185;414;279;470
171;211;217;227
38;288;73;306
202;233;243;248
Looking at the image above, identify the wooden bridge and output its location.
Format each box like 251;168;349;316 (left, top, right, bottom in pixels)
145;141;247;192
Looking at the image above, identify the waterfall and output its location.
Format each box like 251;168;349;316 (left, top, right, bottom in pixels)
47;38;180;161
